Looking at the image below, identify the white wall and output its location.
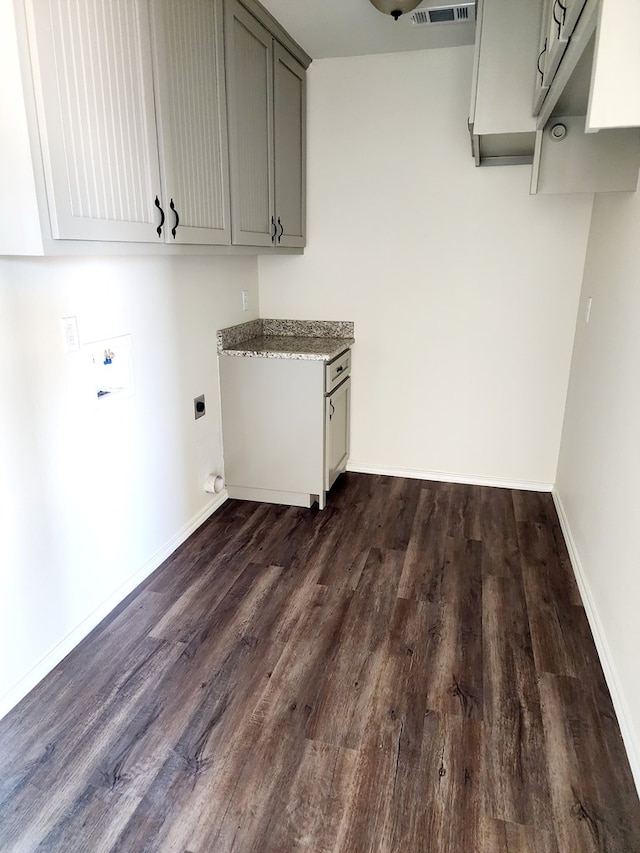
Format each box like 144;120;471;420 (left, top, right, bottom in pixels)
0;254;258;715
259;48;594;487
555;187;640;789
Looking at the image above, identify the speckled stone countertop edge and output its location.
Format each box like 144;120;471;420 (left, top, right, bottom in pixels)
217;319;355;361
219;335;355;361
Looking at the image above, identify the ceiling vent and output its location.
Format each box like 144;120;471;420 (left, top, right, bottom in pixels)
410;3;475;24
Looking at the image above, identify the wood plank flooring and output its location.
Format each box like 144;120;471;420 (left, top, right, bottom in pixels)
1;473;639;852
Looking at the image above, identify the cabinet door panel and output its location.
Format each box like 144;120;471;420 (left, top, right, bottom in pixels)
220;355;324;495
472;0;543;136
151;0;230;245
325;377;351;491
29;0;162;242
561;0;588;39
544;0;569;86
532;0;551;115
225;1;273;246
273;44;306;248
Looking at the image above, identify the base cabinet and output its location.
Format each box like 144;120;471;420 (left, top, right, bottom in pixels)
219;350;351;510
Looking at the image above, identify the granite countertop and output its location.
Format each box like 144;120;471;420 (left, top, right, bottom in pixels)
217;319;355;361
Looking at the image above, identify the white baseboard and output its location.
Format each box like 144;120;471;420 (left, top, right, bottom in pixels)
552;488;640;797
347;462;553;493
0;490;228;721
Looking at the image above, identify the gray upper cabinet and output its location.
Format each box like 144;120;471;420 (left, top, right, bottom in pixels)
25;0;230;246
471;0;640;193
6;0;306;253
273;44;306;249
469;0;544;165
27;0;163;243
532;0;588;117
225;2;273;247
225;0;309;249
530;0;640;194
150;0;231;245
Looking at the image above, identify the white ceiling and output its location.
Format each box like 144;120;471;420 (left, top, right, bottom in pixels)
259;0;475;60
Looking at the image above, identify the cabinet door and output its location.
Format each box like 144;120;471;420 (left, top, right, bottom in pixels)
225;0;274;247
150;0;231;245
532;0;551;115
472;0;543;135
561;0;588;40
325;377;351;491
28;0;163;242
273;44;306;248
543;0;569;86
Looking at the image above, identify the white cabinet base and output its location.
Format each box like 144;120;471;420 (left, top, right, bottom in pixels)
226;485;316;508
219;350;351;511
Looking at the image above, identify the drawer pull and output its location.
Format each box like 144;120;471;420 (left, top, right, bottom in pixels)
170;198;179;239
537;39;547;81
552;0;566;36
336;365;344;375
154;195;165;238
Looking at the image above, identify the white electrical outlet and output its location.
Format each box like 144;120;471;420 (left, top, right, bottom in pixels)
242;290;249;312
61;316;80;352
586;296;593;324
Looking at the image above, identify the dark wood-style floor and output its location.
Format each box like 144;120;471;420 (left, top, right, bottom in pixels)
1;474;639;852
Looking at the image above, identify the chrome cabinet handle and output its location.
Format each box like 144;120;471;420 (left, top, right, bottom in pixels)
170;199;179;239
154;196;165;238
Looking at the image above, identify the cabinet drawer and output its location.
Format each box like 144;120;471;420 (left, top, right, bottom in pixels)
325;349;351;392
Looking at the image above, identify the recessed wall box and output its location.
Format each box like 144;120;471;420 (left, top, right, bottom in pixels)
194;395;206;420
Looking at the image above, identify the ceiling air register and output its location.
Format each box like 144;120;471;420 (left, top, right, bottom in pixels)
410;3;475;24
